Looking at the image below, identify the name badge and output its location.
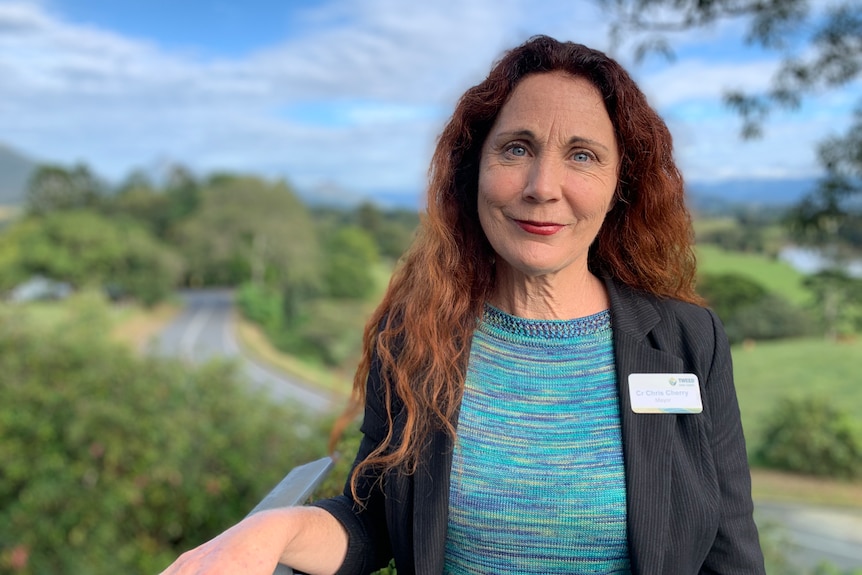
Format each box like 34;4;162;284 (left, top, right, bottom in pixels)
629;373;703;414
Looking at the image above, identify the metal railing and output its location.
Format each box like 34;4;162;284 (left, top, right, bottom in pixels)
246;457;335;575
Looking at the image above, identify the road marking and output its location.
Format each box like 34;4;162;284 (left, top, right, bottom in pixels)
180;307;212;360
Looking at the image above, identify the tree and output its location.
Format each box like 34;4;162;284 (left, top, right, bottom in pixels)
603;0;860;134
107;170;173;238
803;269;862;338
0;303;331;574
0;211;182;305
323;226;379;299
171;175;321;322
602;0;862;256
785;111;862;254
163;164;201;228
696;273;811;342
697;272;768;321
26;163;105;216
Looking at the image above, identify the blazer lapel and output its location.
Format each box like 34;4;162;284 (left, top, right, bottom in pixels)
607;279;684;575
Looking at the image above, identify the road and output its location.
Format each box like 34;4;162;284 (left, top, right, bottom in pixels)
153;289;862;571
152;289;339;412
755;501;862;571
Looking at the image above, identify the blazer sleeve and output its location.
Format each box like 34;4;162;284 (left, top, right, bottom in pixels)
310;352;395;575
699;309;766;574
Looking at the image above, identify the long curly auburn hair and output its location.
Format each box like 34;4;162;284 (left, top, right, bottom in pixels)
332;35;701;498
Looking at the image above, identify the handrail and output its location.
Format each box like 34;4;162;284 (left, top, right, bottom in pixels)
246;457;335;575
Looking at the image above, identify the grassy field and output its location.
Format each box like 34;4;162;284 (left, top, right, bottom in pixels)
696;244;812;305
732;336;862;444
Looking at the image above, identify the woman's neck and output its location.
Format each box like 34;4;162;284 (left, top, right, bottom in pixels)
490;264;609;320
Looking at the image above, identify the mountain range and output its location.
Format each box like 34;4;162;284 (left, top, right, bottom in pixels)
0;144;38;205
0;142;820;211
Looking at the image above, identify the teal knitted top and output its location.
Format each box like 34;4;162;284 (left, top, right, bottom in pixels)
443;304;631;574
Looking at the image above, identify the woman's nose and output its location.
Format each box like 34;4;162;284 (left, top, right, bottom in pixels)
522;156;563;203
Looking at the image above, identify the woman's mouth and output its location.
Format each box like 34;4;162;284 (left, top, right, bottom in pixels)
514;219;565;236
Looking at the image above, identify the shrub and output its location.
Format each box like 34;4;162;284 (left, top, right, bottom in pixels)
756;395;862;479
697;273;813;343
697;272;768;322
295;299;370;368
323;226;379;299
724;293;813;343
236;281;283;331
0;211;182;305
0;306;331;574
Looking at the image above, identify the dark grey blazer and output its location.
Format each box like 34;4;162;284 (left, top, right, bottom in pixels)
314;279;766;575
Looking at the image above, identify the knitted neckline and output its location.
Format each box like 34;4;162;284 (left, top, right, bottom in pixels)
481;303;611;341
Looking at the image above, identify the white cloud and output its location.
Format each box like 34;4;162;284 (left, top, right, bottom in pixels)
640;58;779;108
0;0;855;197
0;0;530;192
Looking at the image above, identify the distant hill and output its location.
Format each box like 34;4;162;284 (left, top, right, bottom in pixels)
300;182;422;210
687;177;819;214
0;143;38;205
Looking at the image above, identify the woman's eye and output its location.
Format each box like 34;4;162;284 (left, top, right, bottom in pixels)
507;145;527;157
573;151;592;162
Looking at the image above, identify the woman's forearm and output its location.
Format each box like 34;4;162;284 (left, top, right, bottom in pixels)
159;506;348;575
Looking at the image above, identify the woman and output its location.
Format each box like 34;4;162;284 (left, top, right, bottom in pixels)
162;36;765;575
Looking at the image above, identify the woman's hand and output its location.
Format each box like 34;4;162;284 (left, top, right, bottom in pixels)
159;507;347;575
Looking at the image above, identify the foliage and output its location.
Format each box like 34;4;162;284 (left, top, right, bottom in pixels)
802;268;862;338
697;222;768;254
697;272;768;320
323;226;379;299
25;164;104;216
236;282;283;332
787;110;862;253
312;202;419;262
725;292;813;343
172;174;321;295
697;272;812;343
292;299;371;368
237;282;371;369
732;335;862;452
602;0;861;135
0;211;182;305
694;210;789;256
105;165;202;242
0;303;332;575
755;396;862;479
603;0;862;267
355;202;418;260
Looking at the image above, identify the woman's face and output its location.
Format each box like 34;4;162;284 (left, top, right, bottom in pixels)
477;72;620;281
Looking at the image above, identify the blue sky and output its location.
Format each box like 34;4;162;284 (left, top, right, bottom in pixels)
0;0;857;204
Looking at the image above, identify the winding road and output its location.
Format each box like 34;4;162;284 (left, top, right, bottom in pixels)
152;289;339;412
152;289;862;570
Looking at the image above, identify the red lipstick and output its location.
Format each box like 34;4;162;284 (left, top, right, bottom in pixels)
515;220;564;236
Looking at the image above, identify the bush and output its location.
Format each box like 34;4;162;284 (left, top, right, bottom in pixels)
294;299;370;368
0;211;182;305
323;226;379;299
724;293;813;343
697;272;768;322
697;273;813;343
0;306;331;574
756;396;862;479
236;281;283;331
